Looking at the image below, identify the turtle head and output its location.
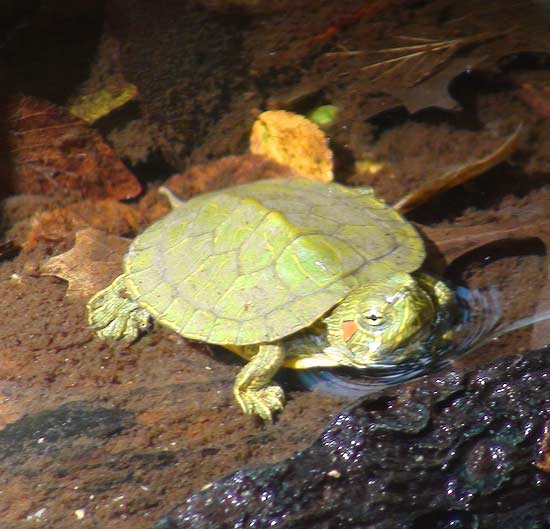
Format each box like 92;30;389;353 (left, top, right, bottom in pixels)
323;272;437;367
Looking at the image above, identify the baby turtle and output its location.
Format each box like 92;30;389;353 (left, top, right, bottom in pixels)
87;178;456;421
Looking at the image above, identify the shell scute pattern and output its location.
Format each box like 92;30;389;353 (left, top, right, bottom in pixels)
122;179;424;345
86;178;458;422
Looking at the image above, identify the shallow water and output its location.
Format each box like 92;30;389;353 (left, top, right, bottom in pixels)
0;1;549;528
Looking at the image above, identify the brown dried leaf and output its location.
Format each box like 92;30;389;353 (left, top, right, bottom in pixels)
312;3;550;118
249;110;333;182
25;200;140;249
41;228;130;299
394;124;523;214
323;32;497;115
391;55;487;113
420;216;549;268
7;96;141;200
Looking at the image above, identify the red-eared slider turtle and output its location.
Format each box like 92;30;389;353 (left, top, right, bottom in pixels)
87;178;456;421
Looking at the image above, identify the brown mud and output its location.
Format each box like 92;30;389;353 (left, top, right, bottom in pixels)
0;1;549;528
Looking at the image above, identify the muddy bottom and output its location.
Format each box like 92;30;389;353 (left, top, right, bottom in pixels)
0;1;549;528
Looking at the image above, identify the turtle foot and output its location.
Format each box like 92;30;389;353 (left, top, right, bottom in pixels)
235;384;285;422
87;274;151;342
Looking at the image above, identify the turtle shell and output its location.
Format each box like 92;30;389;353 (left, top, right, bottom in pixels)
124;178;425;345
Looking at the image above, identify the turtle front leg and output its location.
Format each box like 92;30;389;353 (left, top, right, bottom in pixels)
87;274;152;342
416;273;456;313
233;343;286;422
415;273;459;345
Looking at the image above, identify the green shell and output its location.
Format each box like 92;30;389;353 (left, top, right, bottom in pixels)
123;178;425;345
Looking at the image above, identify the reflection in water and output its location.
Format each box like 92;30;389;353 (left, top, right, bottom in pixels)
298;285;550;399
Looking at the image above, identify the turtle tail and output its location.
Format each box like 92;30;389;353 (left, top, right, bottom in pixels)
86;274;152;342
158;186;186;209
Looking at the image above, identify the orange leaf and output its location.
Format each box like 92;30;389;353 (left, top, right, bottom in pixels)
6;96;141;200
249;110;333;182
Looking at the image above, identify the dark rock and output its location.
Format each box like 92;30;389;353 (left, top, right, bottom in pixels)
0;400;134;461
153;348;550;529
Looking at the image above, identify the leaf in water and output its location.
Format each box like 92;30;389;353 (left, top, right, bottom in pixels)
249;110;333;182
390;54;487;113
41;228;130;299
25;200;140;249
394;124;523;214
325;32;498;114
7;96;142;200
315;5;550;119
420;209;550;350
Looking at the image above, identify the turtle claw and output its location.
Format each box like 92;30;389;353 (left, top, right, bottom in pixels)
236;384;285;422
87;274;152;342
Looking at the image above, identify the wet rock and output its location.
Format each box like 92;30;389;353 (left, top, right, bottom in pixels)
154;348;550;529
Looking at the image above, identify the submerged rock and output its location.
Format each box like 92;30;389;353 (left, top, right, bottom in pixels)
0;401;134;462
154;347;550;529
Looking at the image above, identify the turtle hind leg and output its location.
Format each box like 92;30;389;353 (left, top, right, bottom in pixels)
233;343;286;422
86;274;152;342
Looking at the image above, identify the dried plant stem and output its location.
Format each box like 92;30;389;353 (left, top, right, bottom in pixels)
324;31;499;76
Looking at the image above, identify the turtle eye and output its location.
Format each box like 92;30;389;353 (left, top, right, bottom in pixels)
362;310;384;326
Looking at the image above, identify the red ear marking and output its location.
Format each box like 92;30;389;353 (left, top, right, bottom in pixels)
341;320;358;341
